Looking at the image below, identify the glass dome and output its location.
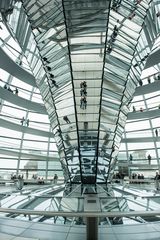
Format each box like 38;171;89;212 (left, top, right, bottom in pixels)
0;0;159;185
0;2;160;238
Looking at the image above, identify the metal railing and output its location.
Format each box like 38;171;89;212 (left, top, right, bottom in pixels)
0;206;160;218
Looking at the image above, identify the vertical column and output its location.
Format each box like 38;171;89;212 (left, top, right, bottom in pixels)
86;217;98;240
84;195;100;240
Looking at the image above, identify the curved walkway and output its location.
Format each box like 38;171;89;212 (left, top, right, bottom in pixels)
144;48;160;70
0;147;59;161
0;47;36;87
134;80;160;96
0;118;53;138
117;162;158;169
127;108;160;120
0;86;46;114
122;136;160;143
